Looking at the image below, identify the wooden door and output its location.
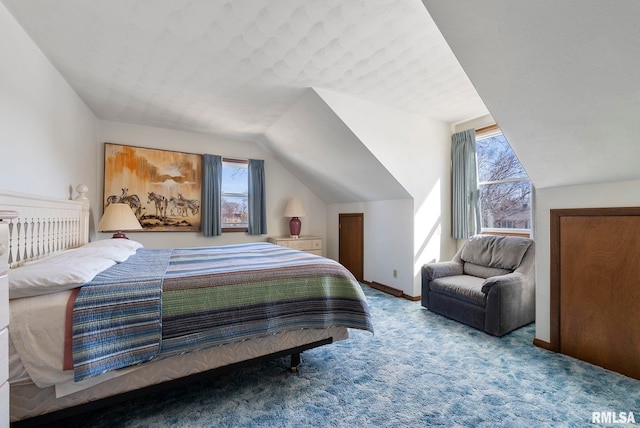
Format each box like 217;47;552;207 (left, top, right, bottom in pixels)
553;210;640;379
339;213;364;282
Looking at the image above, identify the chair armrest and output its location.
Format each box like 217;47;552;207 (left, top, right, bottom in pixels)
423;261;463;280
481;272;524;293
483;271;535;336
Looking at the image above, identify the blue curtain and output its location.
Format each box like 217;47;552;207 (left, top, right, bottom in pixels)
451;129;481;239
202;154;222;236
247;159;267;235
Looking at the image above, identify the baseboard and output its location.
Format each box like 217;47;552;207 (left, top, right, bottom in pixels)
364;281;421;301
367;281;403;297
533;338;554;351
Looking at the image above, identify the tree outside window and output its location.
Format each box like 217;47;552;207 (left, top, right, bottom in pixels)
221;159;248;231
476;128;531;232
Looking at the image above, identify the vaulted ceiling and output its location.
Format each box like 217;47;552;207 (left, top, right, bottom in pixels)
3;0;495;204
2;0;486;139
6;0;638;201
423;0;640;189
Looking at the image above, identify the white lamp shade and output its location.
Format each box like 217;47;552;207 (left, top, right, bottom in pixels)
283;198;306;217
98;203;143;231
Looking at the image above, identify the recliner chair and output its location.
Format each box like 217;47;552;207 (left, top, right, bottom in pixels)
421;234;535;336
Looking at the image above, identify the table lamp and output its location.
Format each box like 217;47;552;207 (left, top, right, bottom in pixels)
98;203;142;239
283;198;306;238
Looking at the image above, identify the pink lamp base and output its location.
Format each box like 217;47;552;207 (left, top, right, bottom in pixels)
289;217;301;238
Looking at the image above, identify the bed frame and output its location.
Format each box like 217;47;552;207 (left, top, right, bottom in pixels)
12;337;333;428
1;186;344;426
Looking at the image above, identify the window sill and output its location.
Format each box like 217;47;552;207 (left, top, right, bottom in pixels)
481;229;531;239
222;227;248;233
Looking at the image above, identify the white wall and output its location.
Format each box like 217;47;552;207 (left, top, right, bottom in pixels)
317;89;455;296
327;199;414;291
0;2;98;199
534;178;640;343
453;114;494;134
97;120;327;249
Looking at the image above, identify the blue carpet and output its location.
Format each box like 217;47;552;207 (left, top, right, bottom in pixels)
51;285;639;427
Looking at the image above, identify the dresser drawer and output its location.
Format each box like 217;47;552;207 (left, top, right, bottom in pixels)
288;239;321;251
0;275;6;330
0;222;7;268
0;381;8;427
287;240;309;251
0;329;7;382
268;236;322;255
309;239;322;250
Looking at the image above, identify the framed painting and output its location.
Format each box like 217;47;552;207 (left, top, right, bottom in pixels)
103;143;202;232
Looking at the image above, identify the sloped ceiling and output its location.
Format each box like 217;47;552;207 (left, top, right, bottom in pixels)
423;0;640;189
2;0;489;203
263;89;410;204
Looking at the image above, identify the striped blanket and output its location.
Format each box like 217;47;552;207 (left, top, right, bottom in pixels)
72;243;373;381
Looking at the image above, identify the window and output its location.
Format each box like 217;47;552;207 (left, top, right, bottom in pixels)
221;158;248;231
476;126;531;233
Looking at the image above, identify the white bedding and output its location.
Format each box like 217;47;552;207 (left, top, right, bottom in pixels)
9;289;73;388
8;240;145;389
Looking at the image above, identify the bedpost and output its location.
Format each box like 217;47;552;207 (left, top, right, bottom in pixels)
74;184;90;245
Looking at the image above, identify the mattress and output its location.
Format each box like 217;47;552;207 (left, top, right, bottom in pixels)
8;265;353;422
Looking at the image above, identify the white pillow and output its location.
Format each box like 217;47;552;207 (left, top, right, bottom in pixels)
9;256;116;299
19;240;141;265
74;246;133;263
83;239;143;251
8;239;143;299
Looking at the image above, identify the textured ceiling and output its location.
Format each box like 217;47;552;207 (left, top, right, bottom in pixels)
2;0;487;139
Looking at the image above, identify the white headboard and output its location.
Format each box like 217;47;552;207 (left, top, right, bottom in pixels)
0;185;90;268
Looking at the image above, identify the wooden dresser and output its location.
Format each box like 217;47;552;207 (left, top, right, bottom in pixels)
268;236;323;256
0;211;17;426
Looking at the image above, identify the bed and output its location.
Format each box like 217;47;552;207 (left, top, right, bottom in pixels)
1;186;373;425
